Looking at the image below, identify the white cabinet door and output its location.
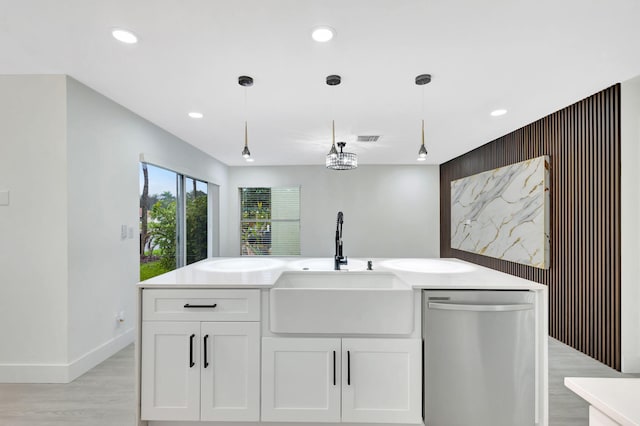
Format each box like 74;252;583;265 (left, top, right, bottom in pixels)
261;338;341;423
141;321;201;421
341;338;422;424
200;322;260;421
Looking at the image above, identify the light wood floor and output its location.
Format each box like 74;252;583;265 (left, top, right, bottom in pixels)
0;338;637;425
548;338;639;425
0;346;135;425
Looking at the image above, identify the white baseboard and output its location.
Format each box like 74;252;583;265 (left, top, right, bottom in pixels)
0;362;69;383
0;328;134;383
68;327;135;382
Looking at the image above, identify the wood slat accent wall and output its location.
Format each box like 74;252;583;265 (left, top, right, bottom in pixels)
439;84;621;370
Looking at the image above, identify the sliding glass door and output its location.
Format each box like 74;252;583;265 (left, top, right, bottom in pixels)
139;163;212;280
185;177;208;265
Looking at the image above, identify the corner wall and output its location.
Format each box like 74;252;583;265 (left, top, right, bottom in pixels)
0;75;70;381
65;77;229;377
621;75;640;372
226;165;440;258
0;75;230;383
440;85;622;370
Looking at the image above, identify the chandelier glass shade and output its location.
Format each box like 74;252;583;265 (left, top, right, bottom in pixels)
326;142;357;170
326;120;357;170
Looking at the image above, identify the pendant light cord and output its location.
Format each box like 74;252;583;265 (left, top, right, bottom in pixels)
244;86;248;147
244;86;249;147
421;85;425;147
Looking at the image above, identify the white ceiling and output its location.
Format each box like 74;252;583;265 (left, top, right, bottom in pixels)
2;0;640;166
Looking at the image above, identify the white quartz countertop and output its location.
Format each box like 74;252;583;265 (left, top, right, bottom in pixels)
139;257;546;291
564;377;640;425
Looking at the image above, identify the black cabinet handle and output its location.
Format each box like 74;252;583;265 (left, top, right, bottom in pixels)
333;351;336;386
347;350;351;386
189;334;195;368
184;303;217;309
203;334;209;368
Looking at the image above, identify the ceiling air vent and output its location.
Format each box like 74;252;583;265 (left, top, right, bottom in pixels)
357;135;380;142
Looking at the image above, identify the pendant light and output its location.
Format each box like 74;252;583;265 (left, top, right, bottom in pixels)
325;75;358;170
415;74;431;161
242;121;253;161
417;120;427;161
239;75;254;162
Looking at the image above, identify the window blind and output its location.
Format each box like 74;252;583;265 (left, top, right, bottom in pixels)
240;187;300;256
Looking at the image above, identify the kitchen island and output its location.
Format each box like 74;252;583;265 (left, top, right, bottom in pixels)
136;257;548;426
565;377;640;425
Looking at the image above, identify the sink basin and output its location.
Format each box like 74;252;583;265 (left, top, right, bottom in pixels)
198;257;285;272
381;258;476;274
287;257;368;271
270;271;414;334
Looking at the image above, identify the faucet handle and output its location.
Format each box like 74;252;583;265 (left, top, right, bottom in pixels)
367;260;373;270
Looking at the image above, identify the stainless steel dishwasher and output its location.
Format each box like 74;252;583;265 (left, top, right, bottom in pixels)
423;290;536;426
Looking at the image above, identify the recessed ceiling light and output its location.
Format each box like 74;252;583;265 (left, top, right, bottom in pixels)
490;109;507;117
112;29;138;44
188;112;203;119
311;26;335;42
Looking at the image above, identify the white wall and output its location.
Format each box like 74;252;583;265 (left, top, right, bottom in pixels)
65;77;229;375
0;75;229;382
0;76;70;381
226;165;440;258
621;75;640;373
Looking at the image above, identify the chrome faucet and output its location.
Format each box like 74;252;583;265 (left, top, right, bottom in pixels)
334;211;348;270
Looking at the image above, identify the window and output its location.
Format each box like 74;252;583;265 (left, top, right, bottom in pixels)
140;163;213;280
240;187;300;256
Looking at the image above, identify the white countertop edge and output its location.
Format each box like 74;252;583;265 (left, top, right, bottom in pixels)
564;377;640;426
138;257;548;291
138;282;545;290
139;283;271;289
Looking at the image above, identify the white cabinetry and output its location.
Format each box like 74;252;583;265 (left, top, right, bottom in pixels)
341;338;422;424
141;289;260;422
201;322;260;421
262;337;421;424
262;338;341;422
141;321;201;421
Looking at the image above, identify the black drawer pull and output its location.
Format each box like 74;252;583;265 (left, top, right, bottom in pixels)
333;350;336;386
347;350;351;385
203;334;209;368
184;303;217;309
189;334;195;368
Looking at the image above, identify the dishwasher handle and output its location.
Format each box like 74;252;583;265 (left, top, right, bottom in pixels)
428;302;534;312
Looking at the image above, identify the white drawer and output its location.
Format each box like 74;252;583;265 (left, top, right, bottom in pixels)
143;289;260;321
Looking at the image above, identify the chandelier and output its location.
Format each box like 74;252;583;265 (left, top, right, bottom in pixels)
325;75;358;170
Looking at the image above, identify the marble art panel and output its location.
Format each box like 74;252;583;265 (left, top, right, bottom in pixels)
451;156;550;269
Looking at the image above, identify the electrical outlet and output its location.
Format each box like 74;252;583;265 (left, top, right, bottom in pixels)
128;226;134;239
120;225;127;240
